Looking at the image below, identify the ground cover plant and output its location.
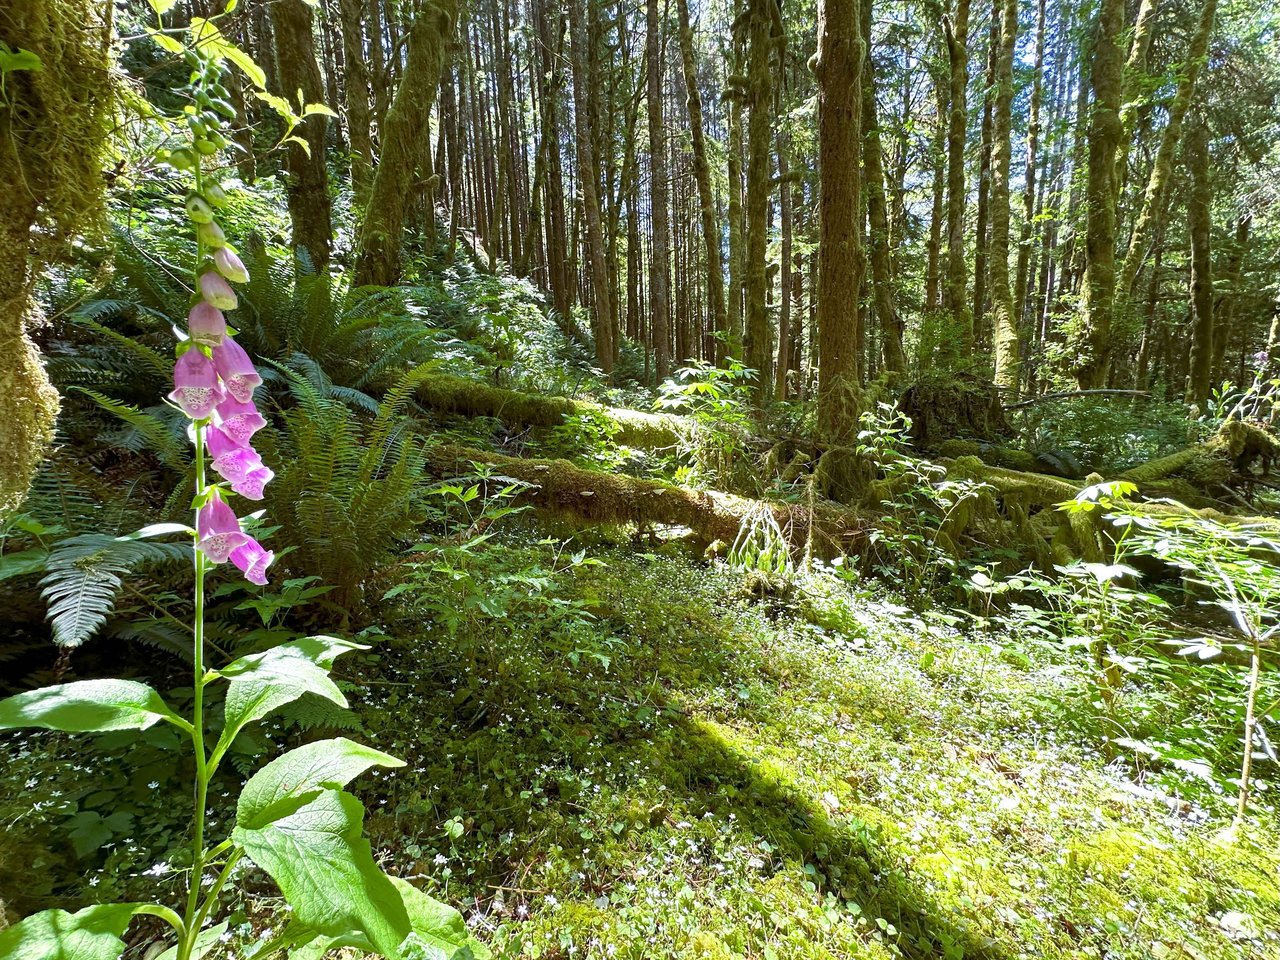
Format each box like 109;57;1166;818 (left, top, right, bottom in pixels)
4;0;1280;956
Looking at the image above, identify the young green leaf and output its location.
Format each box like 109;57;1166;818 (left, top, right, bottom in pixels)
0;903;141;960
237;737;404;829
232;788;410;959
0;680;186;734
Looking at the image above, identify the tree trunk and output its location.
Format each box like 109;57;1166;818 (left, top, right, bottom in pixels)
1213;213;1251;379
743;0;776;402
647;0;672;380
1184;115;1214;407
972;2;998;343
676;0;728;368
566;0;616;374
1119;0;1217;299
989;0;1020;393
1013;0;1046;347
942;0;972;363
271;0;334;270
815;0;864;447
354;0;457;286
0;0;111;518
862;0;904;373
1075;0;1125;388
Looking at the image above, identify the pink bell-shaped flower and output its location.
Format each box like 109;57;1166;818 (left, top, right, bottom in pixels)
211;337;262;403
187;302;226;348
213;247;249;284
206;425;264;483
169;348;224;420
195;492;249;563
230;537;274;585
231;464;274;501
213;394;266;445
199;271;238;310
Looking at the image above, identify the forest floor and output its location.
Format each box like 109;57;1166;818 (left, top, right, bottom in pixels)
346;541;1280;960
4;533;1280;959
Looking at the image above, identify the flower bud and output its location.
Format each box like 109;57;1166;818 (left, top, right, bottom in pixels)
199;271;238;310
198;220;227;249
205;183;230;207
213;247;250;284
187;302;227;347
185;194;214;223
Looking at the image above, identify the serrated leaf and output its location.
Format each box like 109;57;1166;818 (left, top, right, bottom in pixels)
232;788;409;959
237;738;403;829
0;680;184;733
215;637;366;752
302;103;338;118
0;903;141;960
190;18;266;88
147;0;177;13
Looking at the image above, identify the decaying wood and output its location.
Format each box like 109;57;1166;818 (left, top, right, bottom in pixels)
426;444;871;557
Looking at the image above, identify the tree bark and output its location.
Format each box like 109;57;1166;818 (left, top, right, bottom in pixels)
743;0;776;402
1118;0;1217;300
337;0;375;199
942;0;972;363
675;0;728;370
271;0;334;270
1075;0;1125;388
567;0;616;374
862;0;904;373
647;0;672;380
989;0;1020;393
354;0;458;286
1184;114;1214;407
815;0;864;449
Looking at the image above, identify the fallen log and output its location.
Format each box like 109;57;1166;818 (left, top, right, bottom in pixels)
424;444;871;558
416;373;701;451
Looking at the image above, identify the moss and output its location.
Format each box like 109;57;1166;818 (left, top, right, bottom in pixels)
898;373;1012;449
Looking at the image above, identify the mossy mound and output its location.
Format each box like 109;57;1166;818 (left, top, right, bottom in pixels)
898;374;1012;450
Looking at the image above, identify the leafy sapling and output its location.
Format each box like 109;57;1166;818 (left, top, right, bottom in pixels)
0;11;482;960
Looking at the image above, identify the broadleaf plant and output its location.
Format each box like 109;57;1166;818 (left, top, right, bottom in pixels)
0;7;483;960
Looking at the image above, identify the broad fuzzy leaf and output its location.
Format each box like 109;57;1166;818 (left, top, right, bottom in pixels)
215;637;366;749
232;788;409;958
0;680;182;733
237;737;403;829
0;903;140;960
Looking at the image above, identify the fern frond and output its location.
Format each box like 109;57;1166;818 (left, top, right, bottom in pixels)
39;534;191;648
72;388;189;470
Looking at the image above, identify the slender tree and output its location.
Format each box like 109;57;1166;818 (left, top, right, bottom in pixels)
989;0;1020;391
647;0;672;379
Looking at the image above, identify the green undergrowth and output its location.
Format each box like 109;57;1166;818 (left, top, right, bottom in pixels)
3;541;1278;958
354;545;1280;960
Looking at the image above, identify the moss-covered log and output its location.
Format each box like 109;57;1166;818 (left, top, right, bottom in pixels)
425;444;871;558
416;373;717;451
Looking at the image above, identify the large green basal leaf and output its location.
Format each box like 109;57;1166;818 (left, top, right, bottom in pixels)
0;680;181;733
392;876;487;960
237;737;404;829
232;787;409;959
215;636;366;748
0;903;140;960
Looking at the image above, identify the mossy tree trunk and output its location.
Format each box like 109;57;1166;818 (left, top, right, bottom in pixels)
676;0;728;371
1212;213;1251;379
1013;0;1046;342
354;0;459;287
646;0;672;381
726;69;746;364
743;0;776;403
567;0;616;375
1118;0;1217;300
861;0;904;374
271;0;334;271
814;0;864;459
989;0;1020;393
942;0;972;364
1075;0;1125;388
0;0;111;519
1184;114;1214;407
337;0;375;201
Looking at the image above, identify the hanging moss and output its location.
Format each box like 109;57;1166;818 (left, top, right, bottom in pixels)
0;0;114;518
